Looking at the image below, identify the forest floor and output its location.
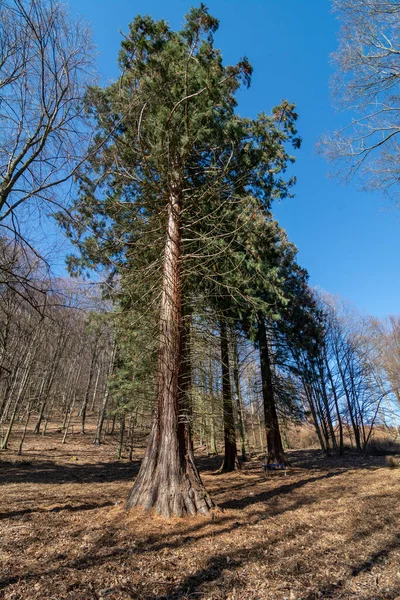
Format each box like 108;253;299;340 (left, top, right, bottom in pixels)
1;423;400;600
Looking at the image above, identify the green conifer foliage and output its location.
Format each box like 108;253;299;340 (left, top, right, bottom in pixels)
59;6;300;517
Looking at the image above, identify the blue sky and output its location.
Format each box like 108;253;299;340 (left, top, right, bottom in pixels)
66;0;400;318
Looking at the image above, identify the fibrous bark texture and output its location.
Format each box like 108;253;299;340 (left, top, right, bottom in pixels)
258;316;288;466
126;187;214;518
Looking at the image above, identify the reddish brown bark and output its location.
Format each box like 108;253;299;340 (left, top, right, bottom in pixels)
126;186;214;518
258;316;288;466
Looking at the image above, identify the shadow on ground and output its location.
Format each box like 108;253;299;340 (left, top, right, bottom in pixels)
0;448;388;487
0;459;141;485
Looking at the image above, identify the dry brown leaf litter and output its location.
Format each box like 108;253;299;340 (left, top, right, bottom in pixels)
1;423;400;600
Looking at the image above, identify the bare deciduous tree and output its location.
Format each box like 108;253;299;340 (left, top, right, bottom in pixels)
0;0;94;246
321;0;400;196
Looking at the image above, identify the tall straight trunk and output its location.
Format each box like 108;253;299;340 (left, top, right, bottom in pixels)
94;339;116;445
249;395;258;453
128;410;138;462
108;413;116;435
232;333;247;461
94;385;110;444
42;395;55;436
61;362;79;428
80;343;98;434
258;316;287;465
0;377;17;425
209;398;218;454
219;318;239;472
116;413;125;460
337;360;361;452
312;381;332;455
18;400;33;455
256;393;264;451
126;185;213;517
62;362;83;444
1;355;33;449
325;357;344;454
316;360;338;452
62;394;77;444
208;352;218;454
0;378;13;423
34;344;62;434
303;378;326;452
90;365;101;413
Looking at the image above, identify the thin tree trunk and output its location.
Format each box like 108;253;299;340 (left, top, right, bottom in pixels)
317;360;338;452
325;357;344;454
108;413;116;435
94;385;110;445
250;398;258;453
337;360;362;452
303;378;326;452
80;342;98;434
17;400;33;455
209;398;218;454
1;359;32;450
313;381;332;455
62;397;77;444
219;318;239;472
0;368;20;424
34;356;61;434
208;352;218;454
42;395;55;436
90;365;101;413
128;410;137;462
62;363;83;444
94;340;116;445
232;333;247;461
116;413;125;460
178;308;194;458
256;394;264;451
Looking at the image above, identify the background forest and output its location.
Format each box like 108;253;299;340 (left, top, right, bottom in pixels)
1;0;399;487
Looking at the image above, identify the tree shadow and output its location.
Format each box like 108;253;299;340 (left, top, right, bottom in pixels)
0;448;386;488
218;470;343;510
287;448;388;471
0;500;114;520
0;485;317;593
0;459;141;485
1;485;399;599
301;533;400;600
0;524;247;595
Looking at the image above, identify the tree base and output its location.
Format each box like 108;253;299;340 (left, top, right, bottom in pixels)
266;452;291;467
125;434;215;518
218;455;241;473
126;468;214;518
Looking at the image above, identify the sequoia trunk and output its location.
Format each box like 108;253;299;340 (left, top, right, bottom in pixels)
126;186;213;517
258;315;288;465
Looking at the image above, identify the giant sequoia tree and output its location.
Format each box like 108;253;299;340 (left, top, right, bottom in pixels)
61;6;300;517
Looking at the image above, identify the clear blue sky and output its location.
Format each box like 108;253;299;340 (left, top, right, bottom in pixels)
66;0;400;318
